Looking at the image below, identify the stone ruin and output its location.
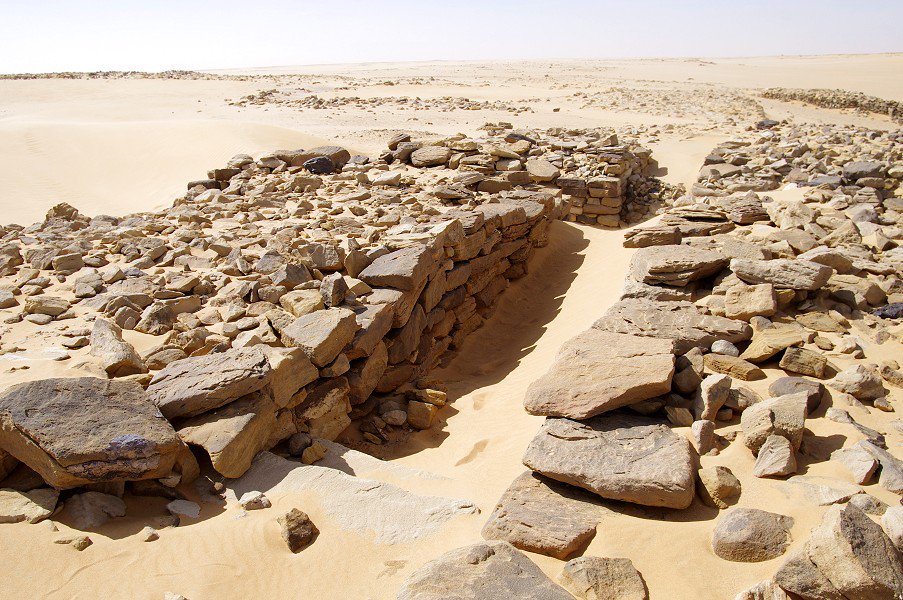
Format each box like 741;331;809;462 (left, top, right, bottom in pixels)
1;118;901;598
0;125;669;498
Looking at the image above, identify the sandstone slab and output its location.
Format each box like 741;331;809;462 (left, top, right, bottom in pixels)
147;347;272;419
397;541;573;600
629;245;727;286
0;378;186;489
481;471;603;559
522;414;695;509
524;329;675;419
594;299;751;355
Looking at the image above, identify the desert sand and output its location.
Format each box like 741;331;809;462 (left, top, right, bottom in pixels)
0;55;901;600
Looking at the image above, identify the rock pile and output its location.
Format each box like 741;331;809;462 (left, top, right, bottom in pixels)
398;119;903;597
762;87;903;123
0;134;570;517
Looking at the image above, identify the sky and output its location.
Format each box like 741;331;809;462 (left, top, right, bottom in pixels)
1;0;901;73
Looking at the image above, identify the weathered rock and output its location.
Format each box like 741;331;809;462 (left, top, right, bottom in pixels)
694;374;732;420
525;158;560;182
768;377;824;414
594;299;751;355
697;466;741;509
89;318;147;377
481;471;603;559
779;347;827;379
279;289;324;317
0;488;58;523
629;245;727;286
262;347;318;408
524;329;675;419
704;353;765;381
834;443;879;485
623;226;681;249
0;378;187;489
712;508;793;562
775;504;903;599
177;391;277;479
278;508;318;552
410;146;452;167
828;365;886;400
23;295;70;317
882;506;903;552
280;307;359;367
522;414;695;509
753;435;797;478
358;245;435;291
733;580;792;600
65;491;127;528
724;284;777;320
740;326;805;363
397;541;573;600
147;347;272;419
730;259;833;291
740;392;808;454
239;490;271;510
558;556;649;600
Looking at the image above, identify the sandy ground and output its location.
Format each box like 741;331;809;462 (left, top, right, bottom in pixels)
0;55;902;600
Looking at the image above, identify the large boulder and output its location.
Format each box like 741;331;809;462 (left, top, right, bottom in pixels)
774;504;903;599
712;508;793;562
177;391;277;479
594;299;751;355
0;378;188;489
396;541;573;600
280;307;359;367
481;471;604;559
628;245;727;286
147;347;272;419
522;414;696;509
523;329;674;419
730;259;832;291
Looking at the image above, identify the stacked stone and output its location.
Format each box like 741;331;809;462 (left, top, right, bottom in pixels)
693;121;902;197
0;136;565;507
762;87;903;123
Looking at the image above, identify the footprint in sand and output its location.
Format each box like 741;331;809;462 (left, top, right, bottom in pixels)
471;392;488;410
455;439;489;466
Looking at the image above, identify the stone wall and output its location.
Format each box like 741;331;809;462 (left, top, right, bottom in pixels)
0;141;567;491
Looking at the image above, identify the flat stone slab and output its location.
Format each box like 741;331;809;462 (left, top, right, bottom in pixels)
481;471;605;559
359;245;436;291
628;245;727;286
594;299;751;355
522;414;695;509
524;329;674;419
397;541;573;600
730;258;833;290
0;377;186;489
147;347;272;419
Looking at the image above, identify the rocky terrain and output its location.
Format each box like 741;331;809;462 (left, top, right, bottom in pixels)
0;56;901;600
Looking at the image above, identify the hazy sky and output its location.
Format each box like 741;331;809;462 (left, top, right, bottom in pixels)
2;0;901;72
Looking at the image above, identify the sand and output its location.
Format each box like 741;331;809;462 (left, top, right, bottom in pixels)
0;55;902;600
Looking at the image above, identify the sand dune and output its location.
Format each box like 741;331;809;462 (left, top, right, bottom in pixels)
0;119;338;225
